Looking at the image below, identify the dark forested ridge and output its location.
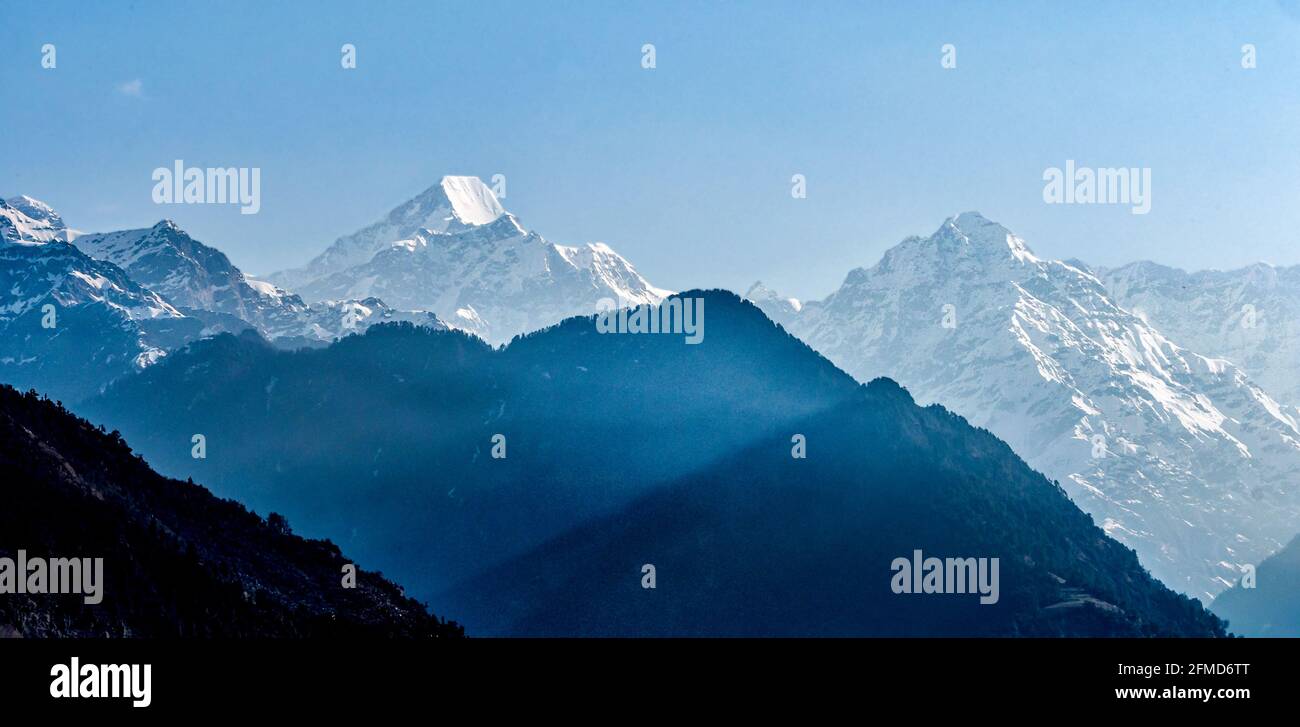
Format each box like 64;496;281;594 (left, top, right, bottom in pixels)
442;379;1226;636
81;291;1225;636
0;384;462;638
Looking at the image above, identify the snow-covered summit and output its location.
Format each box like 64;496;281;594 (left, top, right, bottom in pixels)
74;218;445;345
0;198;193;401
0;195;80;245
750;212;1300;601
294;208;668;344
881;211;1039;269
276;176;669;344
438;175;506;225
268;176;508;290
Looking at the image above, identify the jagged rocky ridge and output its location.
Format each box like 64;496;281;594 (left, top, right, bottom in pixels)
1101;260;1300;411
0;197;198;403
0;195;446;403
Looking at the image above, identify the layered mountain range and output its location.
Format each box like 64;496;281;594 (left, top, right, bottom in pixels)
749;213;1300;602
6;180;1294;630
0;196;447;403
2;177;666;403
80;292;1224;636
73;220;446;346
1;196;196;402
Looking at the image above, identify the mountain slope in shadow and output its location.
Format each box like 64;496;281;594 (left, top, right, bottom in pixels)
82;292;859;597
442;380;1223;636
80;291;1223;636
1212;535;1300;637
0;384;462;637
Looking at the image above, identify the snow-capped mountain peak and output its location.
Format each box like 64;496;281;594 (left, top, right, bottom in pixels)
437;174;506;226
73;218;446;346
0;198;194;401
75;219;259;311
268;175;509;289
276;177;670;344
4;194;61;223
749;212;1300;601
930;211;1039;263
0;195;80;245
390;175;507;234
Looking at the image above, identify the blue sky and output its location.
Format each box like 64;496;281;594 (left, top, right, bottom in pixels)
2;1;1299;299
